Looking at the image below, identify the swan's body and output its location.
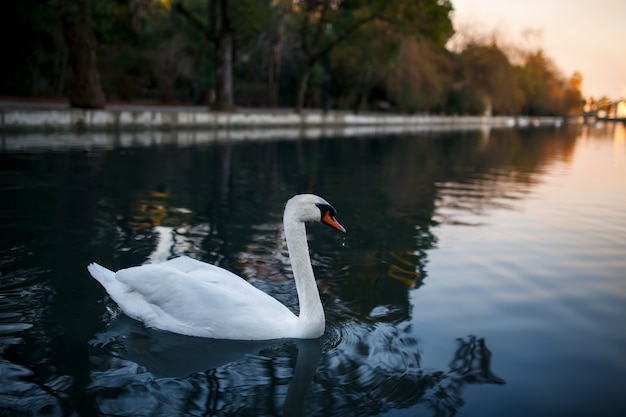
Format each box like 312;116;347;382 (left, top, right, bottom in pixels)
88;194;345;340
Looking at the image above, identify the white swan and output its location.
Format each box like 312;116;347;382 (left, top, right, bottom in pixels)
87;194;346;340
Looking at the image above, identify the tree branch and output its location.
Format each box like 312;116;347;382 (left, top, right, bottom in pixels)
316;8;383;61
299;6;310;55
311;0;330;48
174;1;212;41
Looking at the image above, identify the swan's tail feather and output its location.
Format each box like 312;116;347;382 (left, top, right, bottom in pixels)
87;262;115;287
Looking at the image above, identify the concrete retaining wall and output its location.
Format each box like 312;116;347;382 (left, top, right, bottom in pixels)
0;107;564;132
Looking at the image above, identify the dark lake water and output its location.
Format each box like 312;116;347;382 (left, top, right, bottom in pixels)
1;123;625;416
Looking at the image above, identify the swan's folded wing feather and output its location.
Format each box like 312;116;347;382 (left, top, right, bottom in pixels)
161;256;237;278
115;263;296;338
161;256;254;289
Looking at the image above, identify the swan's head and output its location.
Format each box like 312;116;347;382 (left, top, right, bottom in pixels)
285;194;346;233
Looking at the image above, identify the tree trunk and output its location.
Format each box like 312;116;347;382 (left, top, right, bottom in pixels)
213;32;235;111
60;0;105;109
295;63;312;114
268;52;278;107
268;17;285;107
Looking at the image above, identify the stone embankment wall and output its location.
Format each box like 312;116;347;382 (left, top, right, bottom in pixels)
0;108;564;132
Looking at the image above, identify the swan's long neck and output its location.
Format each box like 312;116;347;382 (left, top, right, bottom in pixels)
283;215;325;337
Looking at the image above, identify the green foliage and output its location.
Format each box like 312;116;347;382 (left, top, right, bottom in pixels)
381;0;454;45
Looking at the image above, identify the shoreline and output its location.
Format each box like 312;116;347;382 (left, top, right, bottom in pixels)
0;102;566;132
1;118;572;152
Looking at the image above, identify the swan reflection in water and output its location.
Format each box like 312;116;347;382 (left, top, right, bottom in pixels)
89;317;504;417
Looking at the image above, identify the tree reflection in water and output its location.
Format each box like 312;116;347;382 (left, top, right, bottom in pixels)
87;317;504;417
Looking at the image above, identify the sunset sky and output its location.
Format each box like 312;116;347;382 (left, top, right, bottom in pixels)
451;0;626;99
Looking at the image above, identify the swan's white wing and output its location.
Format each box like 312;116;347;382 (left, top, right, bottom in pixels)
160;256;251;288
115;260;297;339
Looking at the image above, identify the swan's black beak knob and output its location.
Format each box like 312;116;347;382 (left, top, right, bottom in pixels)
316;204;346;233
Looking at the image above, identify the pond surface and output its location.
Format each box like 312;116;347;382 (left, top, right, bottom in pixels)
1;123;625;416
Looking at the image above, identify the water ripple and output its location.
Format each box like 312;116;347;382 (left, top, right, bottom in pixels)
0;358;73;417
0;267;51;354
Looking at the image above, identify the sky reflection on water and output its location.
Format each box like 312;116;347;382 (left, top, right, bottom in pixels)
1;123;625;416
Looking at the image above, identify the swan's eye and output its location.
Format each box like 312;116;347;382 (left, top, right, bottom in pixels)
315;203;336;218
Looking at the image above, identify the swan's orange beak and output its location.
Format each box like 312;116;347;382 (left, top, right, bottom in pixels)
322;211;346;233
